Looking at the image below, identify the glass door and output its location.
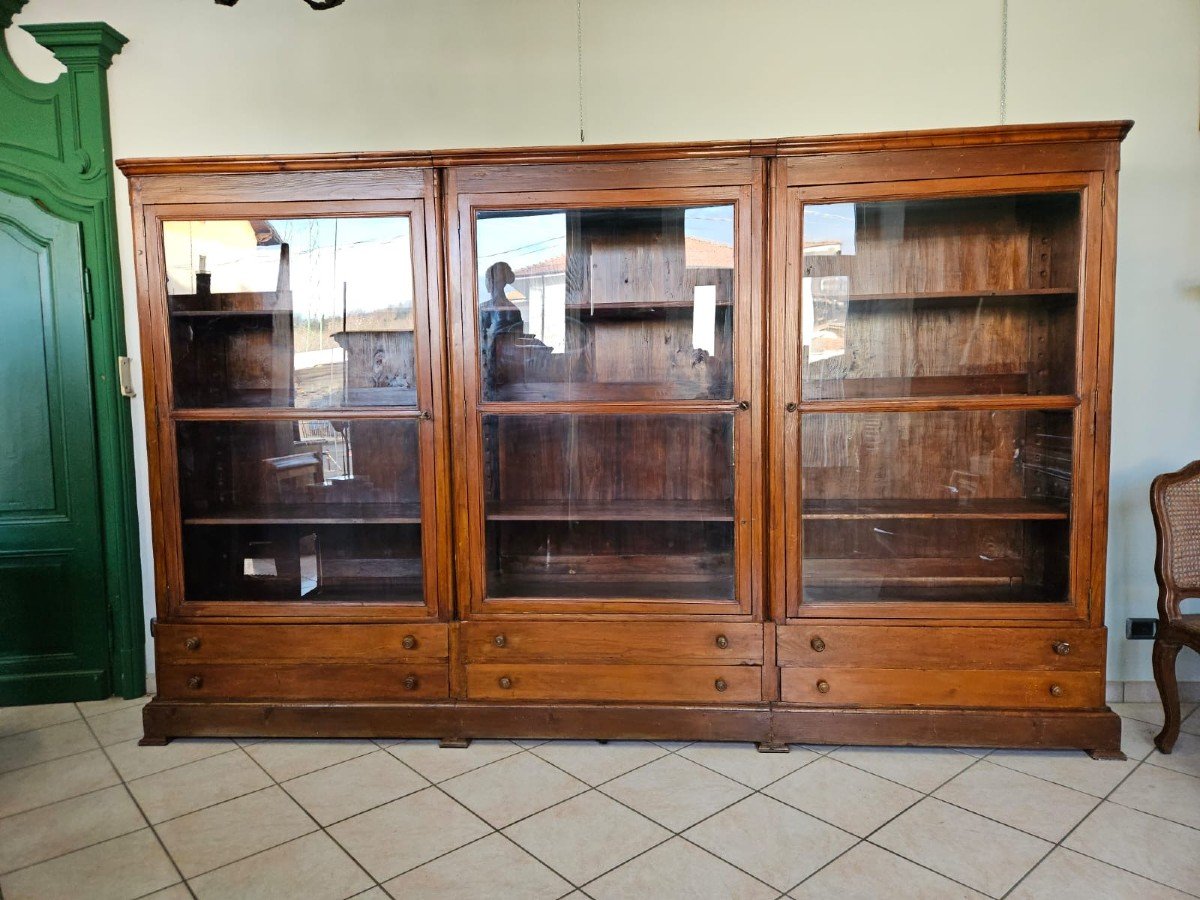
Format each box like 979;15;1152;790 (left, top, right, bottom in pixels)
784;177;1098;619
458;190;758;617
152;201;444;617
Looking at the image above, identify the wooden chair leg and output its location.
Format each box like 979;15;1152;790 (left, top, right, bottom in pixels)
1153;637;1183;754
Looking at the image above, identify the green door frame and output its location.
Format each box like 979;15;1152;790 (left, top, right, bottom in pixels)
1;1;144;699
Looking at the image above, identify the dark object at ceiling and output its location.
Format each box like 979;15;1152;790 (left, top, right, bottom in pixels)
215;0;347;8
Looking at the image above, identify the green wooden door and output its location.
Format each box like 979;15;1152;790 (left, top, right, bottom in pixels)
0;188;110;704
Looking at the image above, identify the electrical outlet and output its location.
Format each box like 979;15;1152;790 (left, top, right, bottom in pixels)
1126;618;1158;640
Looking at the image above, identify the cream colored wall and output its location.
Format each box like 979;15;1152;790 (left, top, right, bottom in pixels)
7;0;1199;681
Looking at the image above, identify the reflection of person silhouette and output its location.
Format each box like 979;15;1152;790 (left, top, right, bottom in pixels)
479;262;527;396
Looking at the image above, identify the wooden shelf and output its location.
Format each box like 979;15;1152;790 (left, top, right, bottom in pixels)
184;503;422;525
486;499;733;522
170;309;290;319
561;299;733;314
802;584;1063;604
804;556;1024;584
487;574;734;601
489;382;730;403
841;287;1076;303
802;498;1069;521
804;373;1036;400
169;291;291;314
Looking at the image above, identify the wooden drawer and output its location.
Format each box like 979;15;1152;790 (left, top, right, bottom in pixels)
463;622;762;664
781;667;1103;709
155;623;448;664
466;664;761;703
777;625;1104;671
157;662;449;701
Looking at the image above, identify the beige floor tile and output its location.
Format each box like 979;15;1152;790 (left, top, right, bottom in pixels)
87;703;149;746
441;751;587;828
677;742;819;789
0;703;79;738
1122;715;1161;760
155;785;317;877
987;747;1137;797
1110;701;1195;727
0;828;178;900
383;739;520;782
652;740;695;750
872;797;1051;897
531;739;666;786
830;746;975;793
284;749;426;825
190;831;372;900
932;759;1098;841
107;736;239;782
1183;705;1200;735
75;694;150;718
0;784;145;874
0;719;98;774
128;749;273;824
1110;760;1200;829
600;754;750;832
763;756;921;837
1146;729;1200;778
1064;801;1200;895
348;890;390;900
329;786;490;881
243;738;377;781
685;793;855;891
1009;846;1192;900
790;841;985;900
505;790;669;884
586;836;776;900
0;748;118;818
142;885;193;900
383;832;570;900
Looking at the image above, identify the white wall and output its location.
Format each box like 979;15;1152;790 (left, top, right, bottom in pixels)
7;0;1199;681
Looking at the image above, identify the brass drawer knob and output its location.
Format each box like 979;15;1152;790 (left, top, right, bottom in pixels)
494;634;507;648
810;636;826;653
498;676;513;689
1049;683;1064;697
186;675;204;690
402;635;417;651
786;401;799;413
816;679;830;694
1052;641;1071;656
184;636;201;652
714;678;728;692
715;634;730;650
403;675;419;691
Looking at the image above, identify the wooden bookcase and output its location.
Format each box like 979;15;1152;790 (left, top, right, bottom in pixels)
122;121;1130;755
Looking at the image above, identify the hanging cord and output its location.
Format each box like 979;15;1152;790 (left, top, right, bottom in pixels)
999;0;1009;124
576;0;586;142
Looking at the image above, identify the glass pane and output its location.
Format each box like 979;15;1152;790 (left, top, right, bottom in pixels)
163;217;418;408
177;419;423;603
476;206;735;402
482;413;734;602
802;194;1079;400
802;410;1072;604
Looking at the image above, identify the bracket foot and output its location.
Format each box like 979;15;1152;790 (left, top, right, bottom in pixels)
1087;748;1126;761
439;738;472;749
756;741;790;754
138;735;171;747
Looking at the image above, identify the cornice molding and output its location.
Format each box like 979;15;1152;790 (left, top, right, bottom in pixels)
22;22;128;69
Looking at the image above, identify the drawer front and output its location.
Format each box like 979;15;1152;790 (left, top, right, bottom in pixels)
466;664;761;703
463;622;763;664
781;667;1103;709
777;625;1104;671
156;623;448;664
157;663;449;701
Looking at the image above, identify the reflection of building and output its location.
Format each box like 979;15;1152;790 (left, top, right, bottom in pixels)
801;239;846;362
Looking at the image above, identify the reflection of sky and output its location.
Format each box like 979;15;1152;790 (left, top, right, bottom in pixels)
803;203;856;254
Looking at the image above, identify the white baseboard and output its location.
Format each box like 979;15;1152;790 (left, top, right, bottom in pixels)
1107;680;1200;703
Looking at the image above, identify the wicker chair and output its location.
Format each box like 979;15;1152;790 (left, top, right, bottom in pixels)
1150;460;1200;753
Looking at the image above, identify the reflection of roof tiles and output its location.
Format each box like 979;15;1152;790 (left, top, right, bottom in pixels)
513;236;734;277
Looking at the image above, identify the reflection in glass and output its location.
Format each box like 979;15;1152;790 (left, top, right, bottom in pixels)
483;413;735;602
476;206;735;402
163;217;417;408
801;194;1080;400
801;409;1072;604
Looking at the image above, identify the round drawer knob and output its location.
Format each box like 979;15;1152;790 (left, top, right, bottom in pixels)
816;679;830;694
498;676;513;689
1049;683;1064;697
810;636;826;653
184;637;201;652
1052;641;1071;656
785;401;799;413
186;675;204;690
714;678;728;692
403;675;419;691
402;635;417;651
494;634;507;648
715;634;730;650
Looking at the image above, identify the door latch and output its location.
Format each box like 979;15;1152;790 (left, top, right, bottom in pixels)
117;356;137;398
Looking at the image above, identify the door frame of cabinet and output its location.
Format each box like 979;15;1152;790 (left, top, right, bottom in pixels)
770;170;1108;624
444;161;766;620
129;172;454;621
